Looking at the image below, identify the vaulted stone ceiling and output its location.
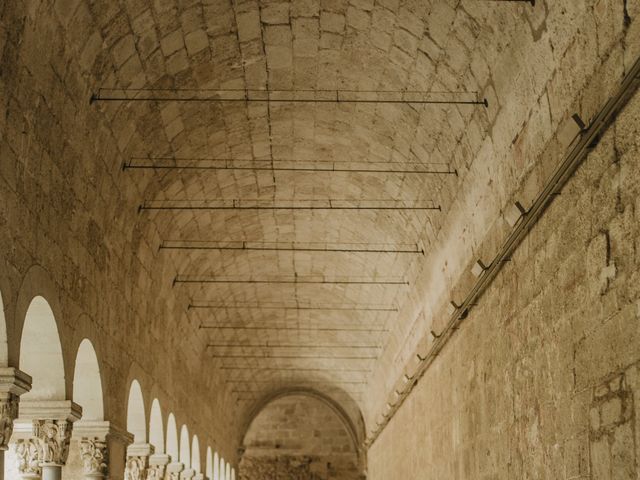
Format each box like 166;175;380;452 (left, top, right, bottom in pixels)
3;0;617;445
106;0;499;419
90;0;586;430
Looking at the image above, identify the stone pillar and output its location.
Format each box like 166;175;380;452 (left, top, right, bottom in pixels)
0;368;32;480
180;468;195;480
15;400;82;480
166;462;184;480
124;443;154;480
146;453;169;480
74;420;132;480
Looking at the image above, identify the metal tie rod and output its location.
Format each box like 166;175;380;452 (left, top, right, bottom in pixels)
207;343;380;349
162;241;424;254
91;88;488;106
232;389;365;394
175;276;408;286
219;366;370;372
140;202;441;212
209;354;378;359
123;159;457;176
188;302;397;312
226;379;366;385
481;0;534;4
199;325;388;332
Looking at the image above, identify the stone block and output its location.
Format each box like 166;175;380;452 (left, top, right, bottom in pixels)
184;29;209;56
160;29;185;57
320;11;345;33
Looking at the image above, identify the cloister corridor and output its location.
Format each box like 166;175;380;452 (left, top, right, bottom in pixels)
0;1;640;479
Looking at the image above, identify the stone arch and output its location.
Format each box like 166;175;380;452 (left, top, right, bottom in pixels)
219;459;225;480
240;390;364;480
242;388;362;458
14;265;68;372
19;295;65;400
149;398;164;454
179;425;190;467
206;446;213;479
72;338;104;420
225;462;231;480
213;451;219;480
231;467;235;480
127;379;147;443
191;435;201;473
166;413;179;461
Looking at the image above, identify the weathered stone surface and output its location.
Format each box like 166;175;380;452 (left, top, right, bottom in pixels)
0;1;638;479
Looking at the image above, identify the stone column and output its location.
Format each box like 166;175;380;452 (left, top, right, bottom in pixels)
15;400;82;480
74;420;133;480
124;443;154;480
146;453;169;480
166;462;184;480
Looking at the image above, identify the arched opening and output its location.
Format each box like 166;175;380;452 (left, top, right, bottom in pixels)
0;289;8;366
6;296;65;479
20;296;65;400
179;425;190;467
126;380;146;443
220;459;225;480
166;413;179;461
231;468;235;480
149;399;164;454
72;339;103;420
206;447;213;479
191;435;201;473
213;452;219;480
240;394;361;479
226;462;231;480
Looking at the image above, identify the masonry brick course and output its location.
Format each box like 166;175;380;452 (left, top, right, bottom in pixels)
0;0;639;478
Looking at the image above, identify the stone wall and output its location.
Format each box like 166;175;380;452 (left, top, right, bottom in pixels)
366;74;640;478
239;395;362;480
0;0;238;470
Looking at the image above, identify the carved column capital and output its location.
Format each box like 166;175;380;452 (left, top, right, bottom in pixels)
0;394;19;451
181;467;196;480
15;437;41;479
124;455;149;480
147;453;170;480
125;443;154;480
74;420;133;479
0;367;32;450
33;418;74;466
167;461;184;480
80;437;109;478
